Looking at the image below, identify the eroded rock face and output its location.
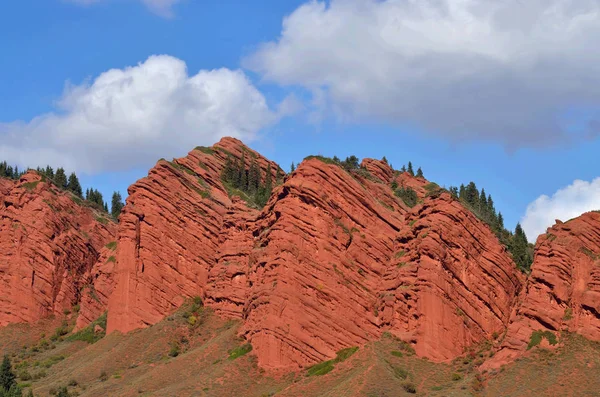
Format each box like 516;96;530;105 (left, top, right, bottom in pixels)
378;193;524;361
107;138;280;333
74;244;116;331
106;147;527;371
241;158;407;370
487;212;600;368
0;172;115;327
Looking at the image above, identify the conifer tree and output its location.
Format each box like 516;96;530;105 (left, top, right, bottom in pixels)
67;173;83;197
265;163;273;193
449;186;459;199
104;202;109;213
275;167;283;184
290;162;295;172
416;167;424;178
465;182;478;206
0;355;16;393
401;165;407;173
407;162;414;176
54;168;68;189
111;192;124;219
238;151;247;190
45;166;54;179
247;157;260;194
222;155;237;185
382;156;388;164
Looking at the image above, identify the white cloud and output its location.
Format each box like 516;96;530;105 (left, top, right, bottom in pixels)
245;0;600;147
140;0;180;17
0;55;277;174
521;178;600;241
65;0;181;17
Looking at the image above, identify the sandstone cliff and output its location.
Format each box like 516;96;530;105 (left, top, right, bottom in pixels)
106;140;525;371
486;211;600;368
107;138;281;333
0;172;116;328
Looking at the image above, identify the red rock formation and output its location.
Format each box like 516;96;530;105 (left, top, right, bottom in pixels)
107;145;526;371
0;172;115;327
240;158;523;370
486;211;600;368
107;138;281;333
74;244;116;331
378;193;524;361
241;158;407;370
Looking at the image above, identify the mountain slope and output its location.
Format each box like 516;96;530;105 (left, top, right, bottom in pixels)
0;171;116;328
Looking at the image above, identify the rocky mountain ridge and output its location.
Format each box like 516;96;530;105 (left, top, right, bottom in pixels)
1;137;599;374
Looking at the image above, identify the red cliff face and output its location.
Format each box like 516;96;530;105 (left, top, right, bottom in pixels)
106;143;525;371
0;172;116;327
241;162;523;370
107;138;280;333
379;193;524;361
487;211;600;368
241;158;407;370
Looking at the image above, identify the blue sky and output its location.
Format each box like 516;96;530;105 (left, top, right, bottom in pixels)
1;0;600;241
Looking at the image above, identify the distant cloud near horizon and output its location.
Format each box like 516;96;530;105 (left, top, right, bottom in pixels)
0;55;278;174
65;0;181;17
246;0;600;148
521;178;600;241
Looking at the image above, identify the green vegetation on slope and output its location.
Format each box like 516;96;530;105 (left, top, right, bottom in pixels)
448;181;533;271
221;149;282;208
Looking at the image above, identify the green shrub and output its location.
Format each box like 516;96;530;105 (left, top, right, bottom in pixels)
452;373;463;381
307;360;335;376
67;312;107;344
527;330;558;350
228;344;253;360
395;187;418;207
391;351;403;357
40;355;65;368
168;341;181;358
22;181;40;191
99;371;108;382
50;321;71;341
18;369;32;381
306;347;359;377
95;216;109;225
105;241;117;250
397;340;416;355
335;347;358;362
195;146;214;155
402;382;417;394
393;366;408;379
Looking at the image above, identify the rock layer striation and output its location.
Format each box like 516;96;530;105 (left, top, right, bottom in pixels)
0;172;116;327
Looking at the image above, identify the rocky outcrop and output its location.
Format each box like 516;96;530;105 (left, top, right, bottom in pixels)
106;146;527;371
378;193;524;361
74;244;116;331
107;138;281;333
240;158;523;370
241;158;407;370
486;212;600;368
0;172;116;327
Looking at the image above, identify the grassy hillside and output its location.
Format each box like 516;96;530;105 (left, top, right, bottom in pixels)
2;302;599;397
